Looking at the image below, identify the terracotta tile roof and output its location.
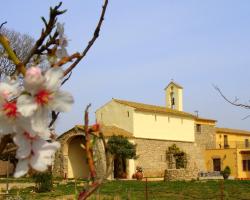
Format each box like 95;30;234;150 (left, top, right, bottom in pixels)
58;125;133;139
195;117;217;123
113;98;196;119
164;81;183;90
100;126;133;138
216;127;250;135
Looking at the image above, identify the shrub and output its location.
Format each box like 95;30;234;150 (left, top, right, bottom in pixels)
32;172;53;192
221;166;231;179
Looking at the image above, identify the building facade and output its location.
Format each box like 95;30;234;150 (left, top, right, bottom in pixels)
205;128;250;179
95;82;216;179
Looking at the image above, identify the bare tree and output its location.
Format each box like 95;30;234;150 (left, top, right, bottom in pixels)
0;27;34;77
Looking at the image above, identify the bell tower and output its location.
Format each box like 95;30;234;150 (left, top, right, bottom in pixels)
164;81;183;111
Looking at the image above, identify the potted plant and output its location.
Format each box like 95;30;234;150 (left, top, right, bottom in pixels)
133;166;143;180
221;166;231;179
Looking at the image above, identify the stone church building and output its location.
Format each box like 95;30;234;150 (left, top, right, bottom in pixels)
53;81;218;180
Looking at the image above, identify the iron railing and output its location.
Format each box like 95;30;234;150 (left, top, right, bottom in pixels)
206;141;250;150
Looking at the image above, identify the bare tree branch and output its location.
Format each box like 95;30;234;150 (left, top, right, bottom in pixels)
214;85;250;109
0;28;34;77
48;111;60;128
35;31;58;54
242;115;250;120
52;52;80;67
0;21;7;30
23;2;66;65
0;33;26;75
61;71;72;86
64;0;109;76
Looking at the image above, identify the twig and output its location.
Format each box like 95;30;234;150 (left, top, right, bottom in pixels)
78;179;103;200
52;52;80;67
64;0;109;76
0;34;26;75
35;31;59;54
214;85;250;109
49;111;60;128
61;71;72;86
84;104;97;180
0;21;7;30
78;104;102;200
242;115;250;120
23;2;66;65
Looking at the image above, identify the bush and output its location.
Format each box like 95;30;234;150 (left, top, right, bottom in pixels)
221;166;231;179
32;172;53;192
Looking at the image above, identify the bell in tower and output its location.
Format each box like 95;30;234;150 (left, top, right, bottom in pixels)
164;81;183;111
170;86;175;109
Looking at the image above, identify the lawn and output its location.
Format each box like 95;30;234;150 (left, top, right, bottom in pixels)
2;179;250;200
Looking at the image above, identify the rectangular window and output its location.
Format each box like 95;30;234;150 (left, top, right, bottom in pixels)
168;116;170;123
127;111;129;117
242;160;250;171
155;114;157;121
224;135;229;148
243;160;247;171
196;124;201;132
245;139;249;148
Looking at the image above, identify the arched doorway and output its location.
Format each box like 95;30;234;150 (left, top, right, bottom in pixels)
68;135;89;179
114;157;127;179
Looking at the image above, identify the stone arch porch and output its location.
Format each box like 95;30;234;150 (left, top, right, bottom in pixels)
53;126;106;179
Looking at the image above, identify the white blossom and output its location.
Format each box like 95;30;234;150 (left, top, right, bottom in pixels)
0;79;20;135
17;66;74;134
56;22;68;58
13;131;60;178
0;25;74;177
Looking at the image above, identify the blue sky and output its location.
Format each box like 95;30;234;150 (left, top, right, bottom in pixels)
2;1;250;134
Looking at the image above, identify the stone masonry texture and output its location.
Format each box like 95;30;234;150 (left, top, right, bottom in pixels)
134;138;203;178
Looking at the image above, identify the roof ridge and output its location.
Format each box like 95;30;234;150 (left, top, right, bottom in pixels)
113;98;196;118
216;127;250;132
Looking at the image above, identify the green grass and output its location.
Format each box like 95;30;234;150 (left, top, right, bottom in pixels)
95;180;250;200
3;179;250;200
0;177;33;183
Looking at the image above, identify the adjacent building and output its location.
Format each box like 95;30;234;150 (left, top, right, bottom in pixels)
205;128;250;179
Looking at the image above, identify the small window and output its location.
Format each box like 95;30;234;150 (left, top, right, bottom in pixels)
127;111;130;117
242;160;250;171
168;116;170;123
245;139;249;148
196;124;201;132
224;135;229;148
154;114;157;121
243;160;247;171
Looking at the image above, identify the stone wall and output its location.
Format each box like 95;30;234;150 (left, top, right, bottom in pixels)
53;148;65;177
164;168;197;181
195;124;216;150
134;138;203;178
164;154;199;181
